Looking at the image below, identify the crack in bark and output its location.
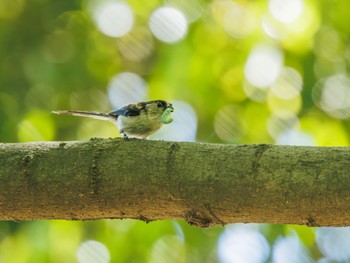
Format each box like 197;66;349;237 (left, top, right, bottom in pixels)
138;214;152;223
21;152;40;187
306;215;319;227
166;143;180;177
204;203;225;226
89;146;102;196
184;209;212;228
21;153;34;179
251;144;271;177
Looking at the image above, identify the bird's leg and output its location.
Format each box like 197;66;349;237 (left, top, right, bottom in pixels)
120;131;129;140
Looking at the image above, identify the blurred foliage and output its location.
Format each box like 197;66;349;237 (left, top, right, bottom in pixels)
1;0;350;262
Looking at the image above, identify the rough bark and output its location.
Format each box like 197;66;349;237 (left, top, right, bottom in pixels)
0;139;349;227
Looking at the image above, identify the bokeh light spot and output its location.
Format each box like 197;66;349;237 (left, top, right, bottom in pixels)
118;27;154;62
316;227;350;262
243;81;268;102
267;111;299;140
214;105;247;142
265;1;320;53
277;130;314;146
313;27;344;61
150;235;185;263
244;44;284;88
77;240;110;263
218;224;269;263
93;1;134;37
149;7;188;43
224;3;256;39
267;92;302;115
172;222;185;242
272;234;312;263
269;0;304;24
313;74;350;119
271;67;303;99
261;16;281;39
211;1;256;39
165;0;203;23
108;72;148;108
313;56;345;80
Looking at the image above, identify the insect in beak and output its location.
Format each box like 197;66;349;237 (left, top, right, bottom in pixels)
161;106;174;124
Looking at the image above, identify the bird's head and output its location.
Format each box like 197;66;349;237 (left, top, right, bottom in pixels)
145;100;174;124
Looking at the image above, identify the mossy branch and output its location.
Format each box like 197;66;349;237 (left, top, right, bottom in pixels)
0;139;349;227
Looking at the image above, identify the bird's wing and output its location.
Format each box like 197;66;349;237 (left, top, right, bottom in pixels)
109;103;145;117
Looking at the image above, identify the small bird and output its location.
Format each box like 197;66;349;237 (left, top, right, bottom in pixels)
52;100;174;139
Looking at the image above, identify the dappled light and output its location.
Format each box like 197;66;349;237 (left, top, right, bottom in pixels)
211;0;257;39
266;110;299;140
268;0;304;24
149;7;188;43
316;227;350;262
272;234;312;263
92;1;134;38
166;0;203;23
214;105;246;143
218;224;269;263
77;240;110;263
2;0;350;261
118;27;155;62
276;130;315;146
108;72;148;108
313;74;350;119
244;44;284;88
150;235;186;263
271;67;303;100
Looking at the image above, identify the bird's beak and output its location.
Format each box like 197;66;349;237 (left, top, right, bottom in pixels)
167;104;174;112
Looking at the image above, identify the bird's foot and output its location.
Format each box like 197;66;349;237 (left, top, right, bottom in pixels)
120;132;129;140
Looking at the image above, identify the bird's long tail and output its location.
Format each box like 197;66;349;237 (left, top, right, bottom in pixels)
52;110;116;121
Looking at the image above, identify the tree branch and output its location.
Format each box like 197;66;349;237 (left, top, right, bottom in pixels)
0;139;349;227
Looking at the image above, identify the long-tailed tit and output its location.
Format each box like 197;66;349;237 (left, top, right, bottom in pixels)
52;100;174;139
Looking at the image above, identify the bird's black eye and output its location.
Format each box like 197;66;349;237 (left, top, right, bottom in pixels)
157;102;163;108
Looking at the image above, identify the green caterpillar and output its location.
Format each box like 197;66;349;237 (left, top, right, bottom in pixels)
161;107;174;124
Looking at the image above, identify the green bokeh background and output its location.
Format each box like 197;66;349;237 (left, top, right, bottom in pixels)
1;0;350;262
